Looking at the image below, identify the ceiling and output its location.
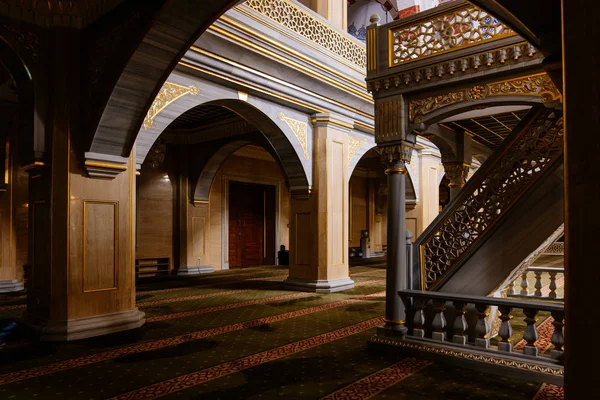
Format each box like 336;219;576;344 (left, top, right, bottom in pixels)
441;109;530;149
167;104;242;131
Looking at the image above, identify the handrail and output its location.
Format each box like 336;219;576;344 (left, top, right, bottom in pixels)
399;289;564;312
413;106;563;291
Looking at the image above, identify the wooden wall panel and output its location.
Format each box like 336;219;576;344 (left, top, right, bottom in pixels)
192;216;206;257
295;212;311;266
136;165;174;261
83;201;117;292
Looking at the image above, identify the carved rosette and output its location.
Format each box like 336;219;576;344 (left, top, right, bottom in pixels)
143;82;199;130
443;162;470;188
278;113;309;160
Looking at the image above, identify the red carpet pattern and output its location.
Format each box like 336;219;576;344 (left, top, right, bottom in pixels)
112;317;385;400
320;358;432;400
533;383;564;399
0;292;385;385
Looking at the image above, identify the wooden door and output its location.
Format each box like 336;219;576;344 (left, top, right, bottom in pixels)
229;182;272;267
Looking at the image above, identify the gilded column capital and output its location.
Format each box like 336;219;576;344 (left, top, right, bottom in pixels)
378;141;414;167
444;162;470;188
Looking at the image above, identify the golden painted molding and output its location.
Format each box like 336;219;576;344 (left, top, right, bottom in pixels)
242;0;366;69
348;136;367;163
84;160;128;179
409;73;561;123
388;3;514;67
311;116;354;130
279;113;309;160
143;82;199;130
369;336;564;376
22;161;45;171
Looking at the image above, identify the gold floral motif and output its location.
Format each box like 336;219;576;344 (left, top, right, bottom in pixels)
487;73;562;103
409;91;466;123
348;136;368;163
390;4;514;66
408;73;561;122
279;113;309;160
243;0;366;69
143;82;199;130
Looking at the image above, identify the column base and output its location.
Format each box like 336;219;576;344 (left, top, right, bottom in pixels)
22;308;146;342
376;324;408;339
175;266;215;275
0;280;24;293
284;277;355;293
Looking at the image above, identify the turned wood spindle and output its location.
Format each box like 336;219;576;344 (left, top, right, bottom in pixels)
452;301;468;345
522;308;540;356
497;305;514;352
507;281;516;296
548;271;558;299
534;271;543;297
520;272;529;296
474;303;490;348
431;299;447;341
412;299;426;338
550;310;565;361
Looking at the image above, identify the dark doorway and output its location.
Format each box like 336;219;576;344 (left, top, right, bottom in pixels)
229;181;276;267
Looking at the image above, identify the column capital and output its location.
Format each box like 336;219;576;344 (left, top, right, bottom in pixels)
379;140;415;167
444;162;470;188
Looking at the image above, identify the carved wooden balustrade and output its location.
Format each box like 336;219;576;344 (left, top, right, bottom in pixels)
413;107;564;291
507;267;564;300
397;290;564;377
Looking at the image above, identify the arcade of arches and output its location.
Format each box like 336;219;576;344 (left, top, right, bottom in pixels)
0;0;597;399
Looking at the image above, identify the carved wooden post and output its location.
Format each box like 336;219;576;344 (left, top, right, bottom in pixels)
432;299;447;341
534;271;543;297
452;301;468;345
497;305;514;352
522;308;539;356
520;272;529;296
551;310;565;361
548;271;558;299
412;298;426;338
474;303;490;348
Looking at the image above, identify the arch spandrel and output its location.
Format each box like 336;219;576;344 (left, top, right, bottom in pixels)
135;74;311;196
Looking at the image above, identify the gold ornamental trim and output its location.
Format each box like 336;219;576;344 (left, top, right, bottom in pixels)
143;82;199;130
385;167;407;175
388;3;514;67
243;0;366;69
348;136;368;163
409;73;561;123
369;336;564;376
279;113;309;160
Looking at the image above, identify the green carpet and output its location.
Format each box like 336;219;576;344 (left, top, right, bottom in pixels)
0;265;561;399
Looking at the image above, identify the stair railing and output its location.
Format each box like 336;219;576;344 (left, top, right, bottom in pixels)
413;106;564;291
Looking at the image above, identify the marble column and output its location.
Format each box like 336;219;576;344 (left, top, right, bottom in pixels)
443;162;470;200
285;113;354;293
375;140;414;337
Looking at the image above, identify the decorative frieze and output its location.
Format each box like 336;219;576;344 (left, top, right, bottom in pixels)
409;73;561;123
389;3;514;66
242;0;366;69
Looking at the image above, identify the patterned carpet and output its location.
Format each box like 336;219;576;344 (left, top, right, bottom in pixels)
0;265;563;399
